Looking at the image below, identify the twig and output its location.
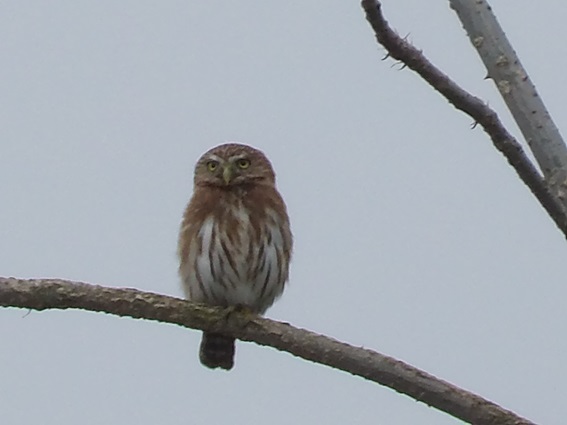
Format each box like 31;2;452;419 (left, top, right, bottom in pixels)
361;0;567;238
0;277;534;425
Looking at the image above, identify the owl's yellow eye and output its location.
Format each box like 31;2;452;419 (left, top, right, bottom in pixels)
237;158;250;169
206;161;219;172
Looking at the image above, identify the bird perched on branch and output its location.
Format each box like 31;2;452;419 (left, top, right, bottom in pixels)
178;143;292;370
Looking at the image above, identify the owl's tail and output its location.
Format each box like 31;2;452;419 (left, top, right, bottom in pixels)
199;332;235;370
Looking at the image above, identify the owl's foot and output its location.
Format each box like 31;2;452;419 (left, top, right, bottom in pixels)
221;304;257;328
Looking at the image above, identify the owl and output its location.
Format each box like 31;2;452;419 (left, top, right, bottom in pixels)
178;143;292;370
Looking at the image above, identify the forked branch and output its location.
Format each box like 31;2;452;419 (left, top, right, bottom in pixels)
449;0;567;184
0;277;533;425
361;0;567;238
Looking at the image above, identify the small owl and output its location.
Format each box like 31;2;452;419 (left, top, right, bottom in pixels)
178;143;292;370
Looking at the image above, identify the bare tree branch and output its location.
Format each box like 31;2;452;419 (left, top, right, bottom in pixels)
361;0;567;239
449;0;567;199
1;277;534;425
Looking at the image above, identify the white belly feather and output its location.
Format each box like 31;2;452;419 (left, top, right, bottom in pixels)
180;207;286;314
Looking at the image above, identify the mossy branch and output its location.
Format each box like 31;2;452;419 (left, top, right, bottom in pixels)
1;277;533;425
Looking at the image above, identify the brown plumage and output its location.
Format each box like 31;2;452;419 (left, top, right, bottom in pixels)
178;143;292;370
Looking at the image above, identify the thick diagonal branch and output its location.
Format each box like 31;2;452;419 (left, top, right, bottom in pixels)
449;0;567;186
1;277;533;425
361;0;567;238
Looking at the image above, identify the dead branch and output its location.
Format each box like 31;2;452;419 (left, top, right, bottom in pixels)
1;277;534;425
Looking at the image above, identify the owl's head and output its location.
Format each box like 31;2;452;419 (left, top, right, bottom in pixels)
194;143;276;188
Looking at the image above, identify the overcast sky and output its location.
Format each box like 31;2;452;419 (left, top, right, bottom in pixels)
2;1;566;424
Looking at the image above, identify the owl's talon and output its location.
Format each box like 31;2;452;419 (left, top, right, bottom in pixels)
221;305;256;327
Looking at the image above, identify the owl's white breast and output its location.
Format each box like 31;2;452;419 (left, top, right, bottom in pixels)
180;206;287;314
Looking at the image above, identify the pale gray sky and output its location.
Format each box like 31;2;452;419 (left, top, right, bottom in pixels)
2;1;566;424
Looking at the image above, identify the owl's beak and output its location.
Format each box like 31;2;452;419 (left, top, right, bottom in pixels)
222;164;234;185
